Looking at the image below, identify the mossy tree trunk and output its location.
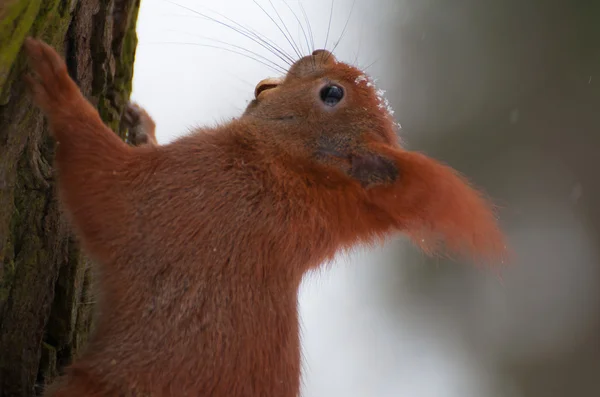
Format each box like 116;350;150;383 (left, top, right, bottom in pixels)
0;1;140;395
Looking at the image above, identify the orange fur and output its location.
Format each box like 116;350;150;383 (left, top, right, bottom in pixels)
23;38;507;396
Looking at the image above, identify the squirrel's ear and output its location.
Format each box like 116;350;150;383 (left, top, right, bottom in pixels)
364;143;509;265
349;152;399;188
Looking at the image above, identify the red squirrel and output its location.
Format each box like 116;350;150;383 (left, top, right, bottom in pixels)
23;37;507;396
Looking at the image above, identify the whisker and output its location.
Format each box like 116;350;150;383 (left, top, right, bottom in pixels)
202;9;297;66
353;18;364;66
139;41;288;75
279;0;312;56
326;0;356;63
294;23;303;54
298;1;316;53
298;1;317;71
363;58;380;71
227;73;256;89
253;0;302;60
184;2;294;65
162;0;296;66
279;0;314;70
268;0;305;57
165;29;289;74
323;0;335;52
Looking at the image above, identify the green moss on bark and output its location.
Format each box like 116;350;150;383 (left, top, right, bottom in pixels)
0;0;72;108
0;0;42;101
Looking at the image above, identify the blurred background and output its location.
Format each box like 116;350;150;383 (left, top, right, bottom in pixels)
131;1;600;396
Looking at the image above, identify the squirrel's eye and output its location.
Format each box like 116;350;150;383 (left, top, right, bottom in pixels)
320;85;344;107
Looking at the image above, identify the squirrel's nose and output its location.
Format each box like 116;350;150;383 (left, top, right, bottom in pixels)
312;49;329;57
312;49;336;64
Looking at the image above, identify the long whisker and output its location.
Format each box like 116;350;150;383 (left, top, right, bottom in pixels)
163;0;296;66
226;72;256;89
298;1;317;71
201;9;297;66
353;18;364;66
267;0;305;58
279;0;312;56
140;42;288;75
165;29;289;73
252;0;302;60
363;58;380;71
299;1;315;53
323;0;335;51
168;1;294;65
294;24;304;54
279;0;314;70
326;0;356;63
206;12;297;66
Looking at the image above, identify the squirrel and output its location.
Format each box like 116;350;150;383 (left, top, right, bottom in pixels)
23;37;507;397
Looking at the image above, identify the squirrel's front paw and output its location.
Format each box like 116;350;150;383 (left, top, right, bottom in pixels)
124;102;158;146
23;38;80;116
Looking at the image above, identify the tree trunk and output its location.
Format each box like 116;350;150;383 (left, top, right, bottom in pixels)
0;1;140;395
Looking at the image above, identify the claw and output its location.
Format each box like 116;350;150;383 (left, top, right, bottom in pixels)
123;102;158;146
22;37;79;116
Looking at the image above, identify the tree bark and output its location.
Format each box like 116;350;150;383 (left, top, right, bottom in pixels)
0;1;140;395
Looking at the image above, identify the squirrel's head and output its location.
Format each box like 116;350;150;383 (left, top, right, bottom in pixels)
242;49;402;187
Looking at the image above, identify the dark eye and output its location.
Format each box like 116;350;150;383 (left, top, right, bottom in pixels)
320;85;344;107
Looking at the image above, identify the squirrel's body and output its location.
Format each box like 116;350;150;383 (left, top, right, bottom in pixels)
57;122;371;395
23;38;507;396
